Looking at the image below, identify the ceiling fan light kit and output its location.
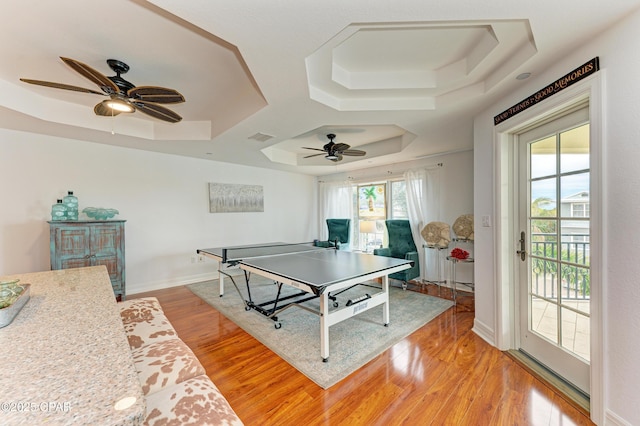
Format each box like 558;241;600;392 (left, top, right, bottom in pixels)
105;99;135;113
20;57;185;123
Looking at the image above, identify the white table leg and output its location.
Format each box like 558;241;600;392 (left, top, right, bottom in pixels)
320;292;330;362
382;275;390;325
218;260;225;297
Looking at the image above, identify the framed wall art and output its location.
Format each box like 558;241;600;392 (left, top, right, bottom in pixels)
208;183;264;213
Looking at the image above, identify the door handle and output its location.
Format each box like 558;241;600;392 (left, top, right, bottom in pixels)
516;231;526;261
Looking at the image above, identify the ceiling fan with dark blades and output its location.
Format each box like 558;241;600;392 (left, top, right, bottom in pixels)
20;57;185;123
303;133;366;162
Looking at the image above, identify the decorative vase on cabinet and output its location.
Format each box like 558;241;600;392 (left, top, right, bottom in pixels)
48;220;126;300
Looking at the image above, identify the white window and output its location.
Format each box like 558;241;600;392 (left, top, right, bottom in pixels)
351;179;408;251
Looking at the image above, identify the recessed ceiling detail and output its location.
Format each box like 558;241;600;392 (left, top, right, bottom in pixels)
1;1;267;141
306;20;536;111
4;0;634;175
261;125;416;166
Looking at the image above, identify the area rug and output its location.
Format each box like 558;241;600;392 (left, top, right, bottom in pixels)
187;277;453;389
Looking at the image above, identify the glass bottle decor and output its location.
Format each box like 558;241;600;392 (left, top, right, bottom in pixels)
51;199;68;221
63;191;79;221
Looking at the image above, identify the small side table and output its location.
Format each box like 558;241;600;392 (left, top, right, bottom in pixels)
446;256;474;305
423;244;449;295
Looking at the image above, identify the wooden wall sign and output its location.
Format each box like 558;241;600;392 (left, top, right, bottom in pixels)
494;57;599;125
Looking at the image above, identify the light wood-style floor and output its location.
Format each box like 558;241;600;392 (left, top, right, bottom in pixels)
134;283;594;425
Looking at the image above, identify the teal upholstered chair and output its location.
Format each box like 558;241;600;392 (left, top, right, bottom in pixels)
315;218;351;250
374;220;420;289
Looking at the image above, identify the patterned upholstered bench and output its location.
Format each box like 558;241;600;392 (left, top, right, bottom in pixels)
119;297;243;426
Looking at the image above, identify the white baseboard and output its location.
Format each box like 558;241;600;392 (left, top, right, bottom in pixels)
472;317;496;346
128;272;218;296
605;410;632;426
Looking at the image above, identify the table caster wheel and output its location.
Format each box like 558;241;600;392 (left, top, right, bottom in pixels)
274;322;282;329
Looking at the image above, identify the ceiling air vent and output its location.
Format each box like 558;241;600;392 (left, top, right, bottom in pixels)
248;132;274;142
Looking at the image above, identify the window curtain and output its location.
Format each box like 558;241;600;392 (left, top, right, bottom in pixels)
404;167;441;280
318;181;353;240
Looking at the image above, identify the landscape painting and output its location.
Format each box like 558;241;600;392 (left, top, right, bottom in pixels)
209;183;264;213
358;184;386;217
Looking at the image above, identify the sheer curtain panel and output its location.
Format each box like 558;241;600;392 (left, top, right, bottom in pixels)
404;167;441;280
318;181;352;240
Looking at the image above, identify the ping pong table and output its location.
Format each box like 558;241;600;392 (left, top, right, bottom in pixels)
197;242;413;361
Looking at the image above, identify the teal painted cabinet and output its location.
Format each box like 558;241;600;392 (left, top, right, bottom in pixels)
48;220;126;300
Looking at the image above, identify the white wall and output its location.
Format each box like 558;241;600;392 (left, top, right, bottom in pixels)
473;9;640;425
0;129;317;294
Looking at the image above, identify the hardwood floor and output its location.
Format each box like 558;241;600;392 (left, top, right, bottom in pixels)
133;283;594;425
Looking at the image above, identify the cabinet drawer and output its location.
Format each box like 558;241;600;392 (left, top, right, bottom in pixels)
61;258;93;270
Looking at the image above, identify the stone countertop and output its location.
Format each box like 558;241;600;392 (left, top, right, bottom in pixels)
0;266;145;425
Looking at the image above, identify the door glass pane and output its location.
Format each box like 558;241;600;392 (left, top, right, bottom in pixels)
575;312;591;361
561;308;590;361
531;296;558;344
531;178;557;213
530;259;558;299
560;172;590;211
531;219;556;257
561;265;590;314
560;124;590;174
560;221;590;267
531;135;556;179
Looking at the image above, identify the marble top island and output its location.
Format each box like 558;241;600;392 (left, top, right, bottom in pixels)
0;266;145;425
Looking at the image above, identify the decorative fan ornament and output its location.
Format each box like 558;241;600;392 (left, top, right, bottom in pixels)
20;57;185;123
302;133;366;162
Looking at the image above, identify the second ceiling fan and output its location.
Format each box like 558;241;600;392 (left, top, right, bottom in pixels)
303;133;366;162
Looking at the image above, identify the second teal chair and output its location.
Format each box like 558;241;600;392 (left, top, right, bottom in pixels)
374;219;420;289
315;218;351;250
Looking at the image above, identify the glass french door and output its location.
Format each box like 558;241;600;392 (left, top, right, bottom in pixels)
517;105;591;394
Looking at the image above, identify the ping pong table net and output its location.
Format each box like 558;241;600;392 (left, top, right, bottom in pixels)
221;241;332;263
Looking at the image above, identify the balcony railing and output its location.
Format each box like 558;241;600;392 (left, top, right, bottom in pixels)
530;233;590;301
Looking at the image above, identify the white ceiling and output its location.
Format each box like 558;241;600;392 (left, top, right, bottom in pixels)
1;0;638;176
